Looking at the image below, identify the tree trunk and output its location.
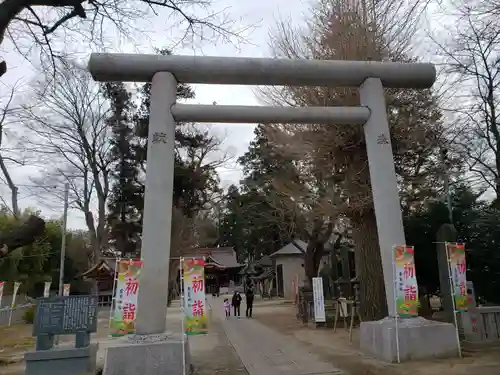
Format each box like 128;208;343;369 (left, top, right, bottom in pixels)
0;60;6;77
303;221;333;287
351;209;388;321
303;242;317;286
0;215;46;257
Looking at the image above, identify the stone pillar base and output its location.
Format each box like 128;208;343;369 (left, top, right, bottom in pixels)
360;317;459;362
103;333;191;375
25;343;98;375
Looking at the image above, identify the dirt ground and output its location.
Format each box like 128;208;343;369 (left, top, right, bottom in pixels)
253;302;500;375
0;325;34;366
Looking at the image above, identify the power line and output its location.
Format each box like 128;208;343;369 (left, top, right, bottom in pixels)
0;182;59;189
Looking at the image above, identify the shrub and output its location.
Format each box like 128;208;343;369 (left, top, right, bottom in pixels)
22;305;36;324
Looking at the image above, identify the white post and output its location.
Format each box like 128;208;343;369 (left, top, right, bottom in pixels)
445;242;463;357
135;72;177;335
58;183;70;297
108;258;120;330
391;247;401;363
55;183;69;345
7;282;20;326
359;78;406;317
180;259;186;375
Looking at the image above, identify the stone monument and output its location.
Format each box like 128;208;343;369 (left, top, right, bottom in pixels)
87;52;457;364
335;246;354;298
319;262;332;299
458;281;484;344
24;295;99;375
435;223;457;323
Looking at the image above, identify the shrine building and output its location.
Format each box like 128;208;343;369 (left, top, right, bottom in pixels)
181;247;243;294
77;256;118;305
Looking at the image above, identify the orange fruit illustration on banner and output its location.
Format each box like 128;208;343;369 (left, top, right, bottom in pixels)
394;246;405;261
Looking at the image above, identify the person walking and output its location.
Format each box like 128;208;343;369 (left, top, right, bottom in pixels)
245;288;254;318
231;291;242;318
223;298;231;319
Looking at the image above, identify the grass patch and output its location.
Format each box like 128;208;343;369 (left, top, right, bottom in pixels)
0;324;35;362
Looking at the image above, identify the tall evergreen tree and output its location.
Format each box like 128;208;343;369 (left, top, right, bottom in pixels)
134;72;219;217
131;49;222;260
403;185;500;304
103;82;142;256
219;125;303;261
239;124;301;195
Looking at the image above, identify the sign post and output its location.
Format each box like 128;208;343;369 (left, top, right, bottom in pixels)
33;295;98;347
24;295;99;375
312;277;326;324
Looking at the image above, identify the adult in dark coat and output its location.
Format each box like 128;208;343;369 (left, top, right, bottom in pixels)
245;288;255;318
231;291;242;317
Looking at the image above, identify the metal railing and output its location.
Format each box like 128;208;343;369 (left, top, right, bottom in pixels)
0;303;34;325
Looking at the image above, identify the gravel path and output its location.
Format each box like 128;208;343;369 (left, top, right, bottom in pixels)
191;317;248;375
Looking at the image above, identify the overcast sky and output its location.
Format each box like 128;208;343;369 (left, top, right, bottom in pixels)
0;0;311;229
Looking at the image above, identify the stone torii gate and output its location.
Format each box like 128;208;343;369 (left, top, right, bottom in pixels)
88;54;458;373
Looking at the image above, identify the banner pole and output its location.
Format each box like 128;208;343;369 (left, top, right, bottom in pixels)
108;258;120;331
0;281;4;308
180;258;186;375
392;246;401;364
445;242;463;358
8;282;20;327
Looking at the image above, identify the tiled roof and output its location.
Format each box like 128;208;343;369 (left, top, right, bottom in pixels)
269;240;338;258
77;257;118;278
183;247;242;268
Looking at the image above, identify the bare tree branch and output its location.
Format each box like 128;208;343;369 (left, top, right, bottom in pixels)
0;80;25;217
0;0;252;77
18;59;111;263
431;3;500;199
260;0;441;320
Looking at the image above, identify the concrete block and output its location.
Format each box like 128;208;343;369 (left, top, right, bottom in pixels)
102;332;191;375
360;317;459;362
25;343;98;375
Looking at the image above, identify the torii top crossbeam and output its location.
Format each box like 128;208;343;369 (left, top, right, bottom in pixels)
88;53;436;89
